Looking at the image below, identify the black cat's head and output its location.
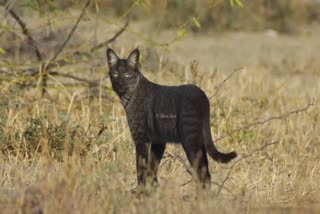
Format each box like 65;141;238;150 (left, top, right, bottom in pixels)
106;48;141;95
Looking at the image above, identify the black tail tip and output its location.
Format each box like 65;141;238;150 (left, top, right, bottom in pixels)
218;151;237;164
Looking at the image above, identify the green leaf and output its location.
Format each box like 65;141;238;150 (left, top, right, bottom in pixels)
53;9;64;16
235;0;244;7
0;48;6;54
0;20;10;31
135;0;149;8
192;16;201;29
176;28;188;42
81;55;89;62
230;0;244;7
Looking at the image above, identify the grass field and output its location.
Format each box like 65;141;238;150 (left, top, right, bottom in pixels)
1;4;320;213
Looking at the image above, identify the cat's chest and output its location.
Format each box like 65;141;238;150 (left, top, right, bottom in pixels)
125;98;149;129
125;104;151;142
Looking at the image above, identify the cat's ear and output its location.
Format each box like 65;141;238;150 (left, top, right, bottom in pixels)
127;48;140;69
106;48;119;68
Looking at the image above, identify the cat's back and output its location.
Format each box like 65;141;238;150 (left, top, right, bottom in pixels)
156;84;208;102
152;83;209;111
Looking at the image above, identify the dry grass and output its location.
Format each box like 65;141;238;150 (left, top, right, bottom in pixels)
1;7;320;214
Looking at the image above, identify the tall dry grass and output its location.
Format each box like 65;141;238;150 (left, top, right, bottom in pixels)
1;53;319;213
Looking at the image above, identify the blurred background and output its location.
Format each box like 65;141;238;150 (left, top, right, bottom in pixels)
1;0;320;73
6;0;320;31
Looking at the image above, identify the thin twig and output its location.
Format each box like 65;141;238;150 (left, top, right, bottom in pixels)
213;99;315;143
175;153;193;176
48;71;99;86
180;180;192;187
167;151;237;195
209;67;243;100
0;1;42;61
90;17;130;53
42;0;91;96
20;18;130;77
165;152;193;177
51;0;92;61
217;141;279;194
179;179;233;194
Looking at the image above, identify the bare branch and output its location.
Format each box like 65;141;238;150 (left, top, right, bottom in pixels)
217;141;279;194
213;99;315;143
209;67;243;100
90;17;130;53
19;18;130;77
0;1;42;61
51;17;130;67
40;0;91;96
51;0;92;61
165;152;193;177
48;71;99;86
179;179;233;194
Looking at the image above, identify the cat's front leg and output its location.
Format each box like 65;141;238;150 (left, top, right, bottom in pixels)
135;143;149;188
147;142;166;186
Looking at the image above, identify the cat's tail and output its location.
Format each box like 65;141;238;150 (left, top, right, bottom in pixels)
202;118;237;163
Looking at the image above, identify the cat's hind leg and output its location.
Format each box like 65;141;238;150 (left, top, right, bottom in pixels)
180;128;211;187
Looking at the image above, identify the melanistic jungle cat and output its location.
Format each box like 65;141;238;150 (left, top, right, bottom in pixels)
106;48;237;188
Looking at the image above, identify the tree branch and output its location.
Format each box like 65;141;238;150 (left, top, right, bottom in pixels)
213;99;315;143
0;1;42;61
48;71;99;86
90;17;130;53
38;0;91;96
165;152;193;177
209;67;243;100
51;0;92;61
217;141;279;194
20;18;130;76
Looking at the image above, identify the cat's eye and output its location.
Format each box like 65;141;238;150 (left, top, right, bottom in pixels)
124;73;131;78
112;73;119;78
